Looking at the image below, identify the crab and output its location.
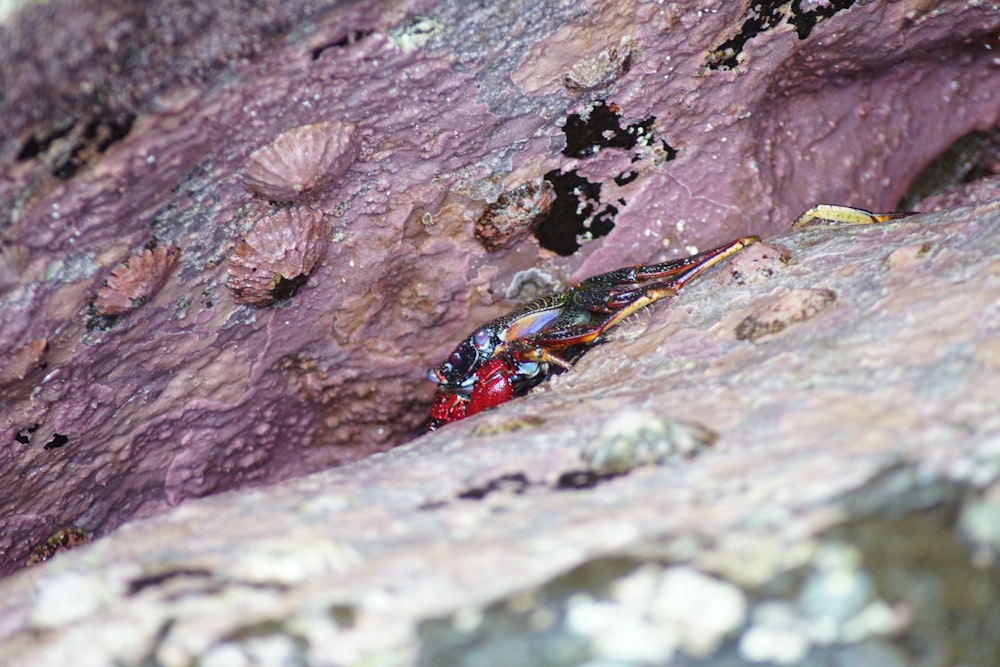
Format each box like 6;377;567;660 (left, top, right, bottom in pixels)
425;204;911;432
425;236;757;431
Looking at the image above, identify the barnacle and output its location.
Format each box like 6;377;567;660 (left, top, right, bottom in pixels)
226;206;331;306
242;121;358;201
94;244;179;316
564;39;632;92
474;178;556;251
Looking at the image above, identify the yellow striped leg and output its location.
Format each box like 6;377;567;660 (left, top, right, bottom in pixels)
791;204;913;230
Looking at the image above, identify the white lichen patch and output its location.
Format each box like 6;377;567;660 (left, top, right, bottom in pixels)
30;571;114;628
569;564;747;661
581;409;717;474
387;17;442;52
566;593;677;664
228;536;362;586
648;566;748;658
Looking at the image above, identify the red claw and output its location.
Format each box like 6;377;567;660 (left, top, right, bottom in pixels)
466;356;516;417
428;391;468;429
426;356;518;431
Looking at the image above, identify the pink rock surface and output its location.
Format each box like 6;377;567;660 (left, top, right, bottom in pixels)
1;0;999;577
0;202;997;666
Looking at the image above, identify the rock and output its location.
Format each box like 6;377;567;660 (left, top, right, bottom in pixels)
0;1;999;662
0;198;998;666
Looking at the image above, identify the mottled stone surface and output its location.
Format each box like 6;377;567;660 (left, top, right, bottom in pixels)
0;202;998;666
1;0;999;583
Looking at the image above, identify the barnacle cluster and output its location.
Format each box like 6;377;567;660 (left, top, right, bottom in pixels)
94;243;179;316
226;207;331;306
474;178;556;251
242;121;358;201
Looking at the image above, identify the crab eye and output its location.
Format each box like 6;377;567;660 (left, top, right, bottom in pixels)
433;341;478;384
448;350;466;369
472;328;492;350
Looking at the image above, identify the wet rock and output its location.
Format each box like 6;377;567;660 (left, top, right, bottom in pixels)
0;200;997;665
0;4;999;655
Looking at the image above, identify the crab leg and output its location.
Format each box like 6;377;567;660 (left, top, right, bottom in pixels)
791;204;913;230
513;235;759;360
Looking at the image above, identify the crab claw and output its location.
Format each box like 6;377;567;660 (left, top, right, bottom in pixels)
466;356;517;417
426;391;470;432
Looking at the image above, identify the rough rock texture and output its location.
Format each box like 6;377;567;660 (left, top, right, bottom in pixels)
1;0;999;582
1;202;999;666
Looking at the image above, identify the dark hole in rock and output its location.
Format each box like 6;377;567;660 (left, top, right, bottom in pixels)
52;113;137;180
898;126;1000;211
269;274;311;302
537;102;672;254
311;29;372;59
458;473;531;500
16;118;77;161
613;170;638;186
707;0;788;70
553;469;622;490
788;0;857;39
53;153;82;180
94;113;136;153
658;141;678;162
535;169;617;256
707;0;857;69
43;433;69;450
14;424;39;445
127;568;214;595
561;101;654;159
